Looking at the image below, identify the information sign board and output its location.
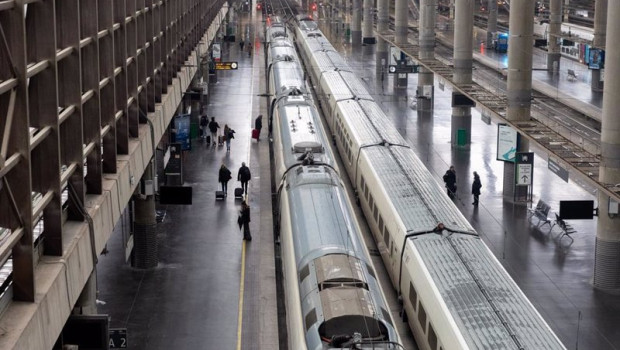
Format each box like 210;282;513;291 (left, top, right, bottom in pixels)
548;158;569;182
109;328;128;348
215;61;239;70
497;124;518;162
515;152;534;185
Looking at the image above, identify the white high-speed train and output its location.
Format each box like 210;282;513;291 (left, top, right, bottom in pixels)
266;16;403;350
295;16;567;350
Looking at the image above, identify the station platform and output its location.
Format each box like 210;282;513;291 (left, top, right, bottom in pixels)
435;16;603;121
92;11;619;350
96;9;279;350
319;20;619;349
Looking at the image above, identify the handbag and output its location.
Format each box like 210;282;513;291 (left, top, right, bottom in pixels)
237;215;243;230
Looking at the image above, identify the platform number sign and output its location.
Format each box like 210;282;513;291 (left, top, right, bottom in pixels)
109;328;127;348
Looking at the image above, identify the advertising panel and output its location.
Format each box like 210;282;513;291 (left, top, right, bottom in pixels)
497;124;518;162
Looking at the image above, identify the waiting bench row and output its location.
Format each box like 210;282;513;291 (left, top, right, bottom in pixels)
527;199;577;243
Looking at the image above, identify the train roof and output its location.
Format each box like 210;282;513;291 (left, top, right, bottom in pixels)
320;71;373;101
285;167;368;267
269;61;305;96
275;96;333;167
362;147;475;234
308;50;350;72
411;235;565;349
337;100;406;146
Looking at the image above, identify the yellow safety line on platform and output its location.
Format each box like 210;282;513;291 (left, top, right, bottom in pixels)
236;240;247;350
237;8;258;350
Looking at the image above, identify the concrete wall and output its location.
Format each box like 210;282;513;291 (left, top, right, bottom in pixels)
0;5;228;350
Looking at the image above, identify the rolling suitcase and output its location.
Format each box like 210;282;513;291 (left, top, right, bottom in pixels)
218;135;224;146
252;128;259;140
215;191;225;200
234;187;244;198
206;135;211;145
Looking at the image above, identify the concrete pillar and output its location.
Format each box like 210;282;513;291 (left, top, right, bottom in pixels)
133;160;158;269
450;0;455;19
352;0;362;45
72;270;97;315
418;0;435;111
503;0;534;201
394;0;408;88
362;0;375;44
547;0;562;74
594;0;620;291
376;0;389;77
451;0;473;147
486;0;497;48
592;0;607;92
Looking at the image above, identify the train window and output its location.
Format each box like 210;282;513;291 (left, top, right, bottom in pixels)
299;264;310;282
305;308;317;332
373;205;378;222
361;176;365;190
366;263;376;279
378;216;384;233
428;325;438;350
369;196;374;215
381;308;393;327
383;226;389;249
418;303;427;334
409;282;417;311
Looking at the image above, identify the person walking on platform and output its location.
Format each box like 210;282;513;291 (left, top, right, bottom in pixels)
254;114;263;141
239;40;245;52
224;124;235;152
199;115;208;140
219;163;232;195
472;171;482;205
443;165;457;199
239;200;252;241
237;162;251;195
247;42;252;57
208;117;220;147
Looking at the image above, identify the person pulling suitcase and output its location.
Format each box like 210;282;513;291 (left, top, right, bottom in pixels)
237;162;251;195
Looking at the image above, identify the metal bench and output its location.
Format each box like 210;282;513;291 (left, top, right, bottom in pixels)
554;213;577;244
528;200;552;229
567;69;578;81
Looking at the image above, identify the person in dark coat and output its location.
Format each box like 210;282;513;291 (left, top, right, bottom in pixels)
472;171;482;205
208;117;220;147
199;115;208;140
239;200;252;241
218;163;232;195
237;162;251;195
254;115;263;141
443;165;457;199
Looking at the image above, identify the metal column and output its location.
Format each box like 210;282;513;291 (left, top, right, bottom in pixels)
451;0;473;147
486;0;497;48
351;0;362;45
394;0;408;88
547;0;562;74
132;160;158;269
592;0;607;91
504;0;534;201
594;0;620;291
376;0;389;77
362;0;375;44
418;0;435;111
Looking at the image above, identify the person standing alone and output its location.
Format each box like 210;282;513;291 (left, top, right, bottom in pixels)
472;171;482;205
254;115;263;141
199;115;208;141
237;162;251;195
443;165;457;199
239;201;252;241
